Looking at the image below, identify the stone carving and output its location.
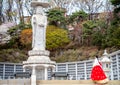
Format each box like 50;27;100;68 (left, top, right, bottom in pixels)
31;6;47;50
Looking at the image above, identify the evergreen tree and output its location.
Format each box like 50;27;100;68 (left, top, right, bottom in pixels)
46;8;66;28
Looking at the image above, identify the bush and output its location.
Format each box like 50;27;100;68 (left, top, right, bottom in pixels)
46;25;70;50
19;28;32;48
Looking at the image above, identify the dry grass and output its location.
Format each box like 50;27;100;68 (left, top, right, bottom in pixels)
54;46;113;63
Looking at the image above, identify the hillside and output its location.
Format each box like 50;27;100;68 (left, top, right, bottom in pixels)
51;46;118;63
0;48;28;63
0;46;118;63
0;0;119;63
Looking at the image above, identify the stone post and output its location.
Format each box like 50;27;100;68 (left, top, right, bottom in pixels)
44;65;48;80
31;66;36;85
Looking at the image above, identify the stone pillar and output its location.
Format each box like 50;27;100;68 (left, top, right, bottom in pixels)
44;66;48;80
31;66;36;85
23;67;26;72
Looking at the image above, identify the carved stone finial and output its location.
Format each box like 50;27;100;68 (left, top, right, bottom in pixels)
103;49;108;56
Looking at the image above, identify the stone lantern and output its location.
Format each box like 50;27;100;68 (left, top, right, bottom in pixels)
101;50;112;78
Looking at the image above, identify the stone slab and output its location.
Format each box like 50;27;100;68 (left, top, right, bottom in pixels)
0;80;120;85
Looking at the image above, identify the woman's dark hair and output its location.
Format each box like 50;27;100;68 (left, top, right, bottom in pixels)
96;55;98;59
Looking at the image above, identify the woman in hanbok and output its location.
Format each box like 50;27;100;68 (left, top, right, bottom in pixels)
91;56;109;84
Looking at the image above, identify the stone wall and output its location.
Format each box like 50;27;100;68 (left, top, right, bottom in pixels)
0;79;120;85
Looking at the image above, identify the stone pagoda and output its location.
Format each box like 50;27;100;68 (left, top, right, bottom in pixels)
23;0;56;85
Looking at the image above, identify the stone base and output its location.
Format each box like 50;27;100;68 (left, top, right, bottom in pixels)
23;50;55;65
24;56;55;65
23;49;56;83
28;50;50;56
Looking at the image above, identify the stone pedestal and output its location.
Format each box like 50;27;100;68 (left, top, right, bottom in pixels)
23;50;56;85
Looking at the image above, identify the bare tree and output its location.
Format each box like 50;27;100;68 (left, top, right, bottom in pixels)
15;0;24;23
0;0;4;24
103;0;114;26
0;0;18;24
74;0;104;20
24;0;33;16
50;0;74;14
5;0;14;22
